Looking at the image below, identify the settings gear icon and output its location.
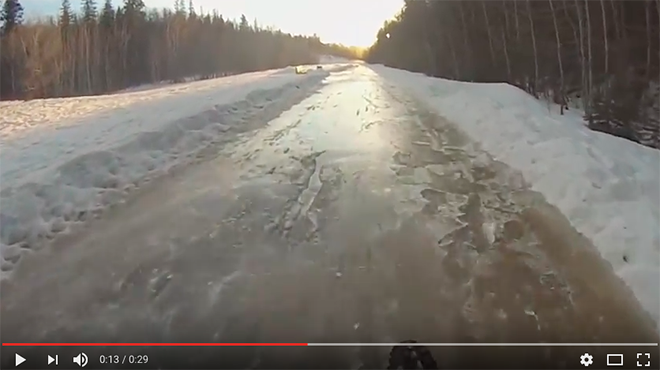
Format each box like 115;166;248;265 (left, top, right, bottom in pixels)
580;353;594;367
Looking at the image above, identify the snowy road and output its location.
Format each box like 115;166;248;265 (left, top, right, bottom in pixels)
1;66;658;368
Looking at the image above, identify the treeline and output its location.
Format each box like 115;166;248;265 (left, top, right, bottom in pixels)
366;0;660;148
323;42;365;60
0;0;358;100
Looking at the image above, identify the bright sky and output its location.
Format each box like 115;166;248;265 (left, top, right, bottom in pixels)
24;0;403;47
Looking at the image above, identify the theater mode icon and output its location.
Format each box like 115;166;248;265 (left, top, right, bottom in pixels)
607;354;624;366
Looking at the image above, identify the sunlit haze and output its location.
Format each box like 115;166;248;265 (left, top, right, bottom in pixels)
24;0;404;47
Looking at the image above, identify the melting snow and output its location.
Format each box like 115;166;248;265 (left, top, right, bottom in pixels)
374;65;660;326
0;67;331;277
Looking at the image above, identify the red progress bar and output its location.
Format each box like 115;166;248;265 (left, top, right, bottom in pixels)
2;343;308;346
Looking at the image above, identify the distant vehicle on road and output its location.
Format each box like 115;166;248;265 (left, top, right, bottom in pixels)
316;65;323;70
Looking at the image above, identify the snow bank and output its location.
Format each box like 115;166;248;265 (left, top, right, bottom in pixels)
371;65;660;326
0;68;331;277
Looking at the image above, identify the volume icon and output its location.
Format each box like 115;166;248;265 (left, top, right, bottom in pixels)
73;353;88;367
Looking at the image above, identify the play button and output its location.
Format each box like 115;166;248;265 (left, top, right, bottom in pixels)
15;353;26;366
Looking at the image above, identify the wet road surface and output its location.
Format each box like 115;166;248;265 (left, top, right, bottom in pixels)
1;66;658;369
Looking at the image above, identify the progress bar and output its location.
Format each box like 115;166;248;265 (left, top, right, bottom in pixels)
308;343;660;347
2;343;659;347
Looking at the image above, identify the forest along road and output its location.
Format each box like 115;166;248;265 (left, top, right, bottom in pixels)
1;66;658;369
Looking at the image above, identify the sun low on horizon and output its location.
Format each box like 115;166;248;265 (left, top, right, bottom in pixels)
24;0;404;48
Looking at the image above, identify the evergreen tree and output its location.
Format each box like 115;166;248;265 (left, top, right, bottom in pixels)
59;0;71;28
99;0;114;29
239;14;249;31
187;0;195;19
123;0;145;17
174;0;184;16
0;0;24;34
82;0;97;24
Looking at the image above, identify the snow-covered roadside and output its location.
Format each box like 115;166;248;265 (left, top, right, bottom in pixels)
371;65;660;326
0;67;333;277
0;69;328;189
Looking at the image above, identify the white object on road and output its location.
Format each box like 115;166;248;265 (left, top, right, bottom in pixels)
374;65;660;327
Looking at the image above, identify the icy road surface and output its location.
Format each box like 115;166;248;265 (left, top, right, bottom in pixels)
1;66;658;368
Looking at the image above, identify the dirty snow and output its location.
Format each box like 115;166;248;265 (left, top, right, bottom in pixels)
0;66;333;276
373;65;660;326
